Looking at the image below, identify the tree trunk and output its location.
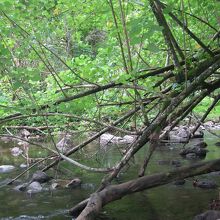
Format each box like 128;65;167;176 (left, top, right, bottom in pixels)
71;158;220;220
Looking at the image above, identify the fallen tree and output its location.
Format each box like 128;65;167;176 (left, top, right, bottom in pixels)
71;158;220;220
0;0;220;219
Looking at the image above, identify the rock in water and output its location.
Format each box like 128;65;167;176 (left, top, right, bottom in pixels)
169;126;190;143
0;165;15;173
65;178;82;188
14;183;29;191
194;179;217;189
180;146;208;158
27;181;42;194
215;142;220;147
194;141;208;148
31;171;51;183
193;210;220;220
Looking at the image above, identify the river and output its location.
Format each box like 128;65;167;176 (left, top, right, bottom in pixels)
0;130;220;220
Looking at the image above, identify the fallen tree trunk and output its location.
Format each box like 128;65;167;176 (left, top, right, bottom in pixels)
71;158;220;220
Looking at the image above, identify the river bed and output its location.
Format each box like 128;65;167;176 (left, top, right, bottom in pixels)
0;131;220;220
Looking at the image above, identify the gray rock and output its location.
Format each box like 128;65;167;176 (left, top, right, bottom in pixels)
0;165;15;173
20;163;28;168
120;135;137;144
10;147;23;157
0;136;14;143
50;182;59;190
204;121;214;127
65;178;82;188
186;153;197;159
20;129;31;138
31;171;52;183
192;130;204;138
14;183;29;191
169;126;190;143
56;135;73;153
100;133;123;145
27;181;42;193
194;141;207;148
100;133;137;145
194;179;217;189
180;146;207;158
193;210;220;220
51;178;82;189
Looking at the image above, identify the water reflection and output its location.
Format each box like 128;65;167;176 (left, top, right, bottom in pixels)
0;131;220;219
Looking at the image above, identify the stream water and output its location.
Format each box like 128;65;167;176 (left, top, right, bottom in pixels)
0;131;220;220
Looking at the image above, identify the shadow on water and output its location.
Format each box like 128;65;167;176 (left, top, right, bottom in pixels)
0;131;220;219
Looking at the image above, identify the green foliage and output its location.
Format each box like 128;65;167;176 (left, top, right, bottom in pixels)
0;0;219;129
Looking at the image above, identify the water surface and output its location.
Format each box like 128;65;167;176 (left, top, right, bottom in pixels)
0;131;220;220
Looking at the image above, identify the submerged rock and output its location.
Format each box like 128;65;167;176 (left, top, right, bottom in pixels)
0;165;15;173
173;179;185;185
14;183;29;191
193;210;220;220
180;146;208;158
193;179;217;189
194;141;207;148
215;142;220;147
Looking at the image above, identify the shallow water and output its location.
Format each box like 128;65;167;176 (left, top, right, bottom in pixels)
0;131;220;220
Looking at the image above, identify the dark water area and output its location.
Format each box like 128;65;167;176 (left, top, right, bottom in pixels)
0;131;220;220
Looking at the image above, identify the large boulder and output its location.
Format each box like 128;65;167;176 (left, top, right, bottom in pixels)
169;126;190;143
193;210;220;220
